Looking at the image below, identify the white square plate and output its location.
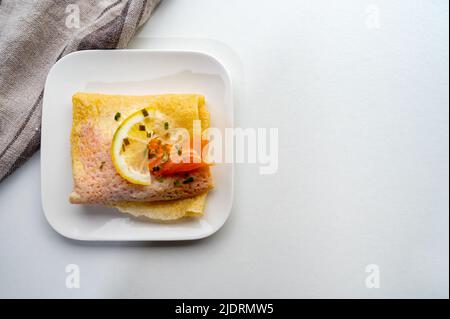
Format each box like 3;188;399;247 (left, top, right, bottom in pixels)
41;49;233;241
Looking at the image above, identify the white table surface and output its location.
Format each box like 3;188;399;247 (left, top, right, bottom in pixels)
0;0;448;298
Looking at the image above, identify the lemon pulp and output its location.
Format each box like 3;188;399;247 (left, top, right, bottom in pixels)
111;108;170;185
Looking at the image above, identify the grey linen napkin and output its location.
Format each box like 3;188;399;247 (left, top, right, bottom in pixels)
0;0;161;183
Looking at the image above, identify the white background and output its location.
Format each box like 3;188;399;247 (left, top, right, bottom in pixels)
0;0;448;298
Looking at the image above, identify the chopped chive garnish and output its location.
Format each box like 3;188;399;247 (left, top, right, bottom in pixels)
123;137;130;145
174;180;181;186
99;161;105;170
142;109;149;117
114;112;121;121
164;122;169;130
152;166;160;172
161;151;169;163
139;124;146;131
182;177;194;184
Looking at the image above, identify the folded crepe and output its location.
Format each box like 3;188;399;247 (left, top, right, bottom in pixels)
69;93;213;220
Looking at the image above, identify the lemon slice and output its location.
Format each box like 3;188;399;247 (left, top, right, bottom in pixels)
111;108;164;185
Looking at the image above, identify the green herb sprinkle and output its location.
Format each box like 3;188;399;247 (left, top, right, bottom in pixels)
182;177;194;184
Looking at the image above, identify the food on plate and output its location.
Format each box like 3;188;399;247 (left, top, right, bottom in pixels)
69;92;213;221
